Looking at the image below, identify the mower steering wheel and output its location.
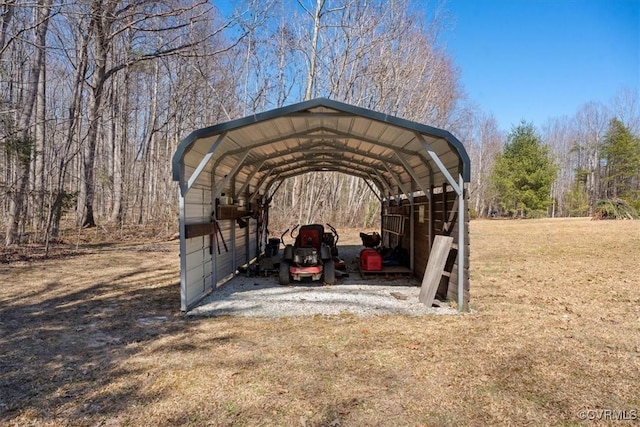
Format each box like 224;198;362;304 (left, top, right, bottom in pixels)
290;224;300;239
280;228;290;245
326;223;339;245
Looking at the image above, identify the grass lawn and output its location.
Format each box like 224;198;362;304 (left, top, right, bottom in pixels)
1;218;639;426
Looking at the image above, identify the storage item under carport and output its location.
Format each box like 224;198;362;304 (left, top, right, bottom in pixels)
265;238;280;257
359;248;383;271
357;246;413;279
359;232;381;248
279;223;339;285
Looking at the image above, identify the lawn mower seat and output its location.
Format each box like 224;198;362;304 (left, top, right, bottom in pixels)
296;224;324;252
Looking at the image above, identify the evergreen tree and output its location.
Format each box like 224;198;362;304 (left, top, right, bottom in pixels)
565;168;590;217
565;173;590;217
491;122;558;217
601;118;640;205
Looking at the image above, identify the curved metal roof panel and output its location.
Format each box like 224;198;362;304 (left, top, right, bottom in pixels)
172;98;470;199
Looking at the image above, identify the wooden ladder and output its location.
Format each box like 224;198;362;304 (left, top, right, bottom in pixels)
419;235;454;307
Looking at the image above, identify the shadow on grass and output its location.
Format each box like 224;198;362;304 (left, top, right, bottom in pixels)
0;260;202;423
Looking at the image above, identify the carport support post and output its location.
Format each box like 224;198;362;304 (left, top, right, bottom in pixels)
179;193;187;311
457;173;465;311
211;178;218;291
409;194;415;271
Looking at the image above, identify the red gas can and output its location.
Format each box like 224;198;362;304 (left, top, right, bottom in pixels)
360;248;382;271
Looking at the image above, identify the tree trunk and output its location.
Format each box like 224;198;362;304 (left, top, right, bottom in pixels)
32;30;47;234
304;0;324;100
5;0;51;245
0;0;16;53
80;89;101;228
109;70;125;225
5;153;30;245
78;0;116;228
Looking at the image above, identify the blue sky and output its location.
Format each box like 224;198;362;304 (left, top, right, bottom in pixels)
215;0;639;131
442;0;640;131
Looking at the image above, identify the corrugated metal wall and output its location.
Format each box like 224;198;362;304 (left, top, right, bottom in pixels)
181;186;213;310
180;193;260;309
179;153;261;309
249;219;258;260
215;219;234;282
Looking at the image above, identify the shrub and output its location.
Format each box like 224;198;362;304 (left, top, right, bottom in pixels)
592;199;639;220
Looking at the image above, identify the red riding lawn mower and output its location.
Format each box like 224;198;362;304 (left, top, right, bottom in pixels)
278;223;343;285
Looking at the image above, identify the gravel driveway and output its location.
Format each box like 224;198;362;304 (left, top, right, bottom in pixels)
188;245;456;317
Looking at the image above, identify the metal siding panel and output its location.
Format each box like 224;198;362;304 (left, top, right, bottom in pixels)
183;153;212;195
185;203;205;219
430;139;450;155
204;257;212;276
185;262;206;308
204;273;212;289
184;151;215;186
213;246;233;277
440;152;459;166
416;169;431;186
215;220;234;280
235;225;247;267
185;264;205;286
183;165;196;183
184;187;211;221
185;236;206;255
249;218;258;260
202;190;212;204
185;249;206;271
185;187;204;202
214;162;234;178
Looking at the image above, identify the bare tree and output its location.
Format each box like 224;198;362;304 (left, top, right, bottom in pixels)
468;111;503;216
4;0;52;245
295;0;347;100
572;102;611;213
258;0;464;228
611;87;640;135
543;116;576;217
74;0;226;228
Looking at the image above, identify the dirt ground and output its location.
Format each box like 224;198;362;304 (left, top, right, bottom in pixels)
1;218;639;426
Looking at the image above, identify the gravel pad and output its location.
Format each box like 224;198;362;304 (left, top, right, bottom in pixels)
188;275;456;317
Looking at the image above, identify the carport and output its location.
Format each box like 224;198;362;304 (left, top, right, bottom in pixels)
172;98;470;311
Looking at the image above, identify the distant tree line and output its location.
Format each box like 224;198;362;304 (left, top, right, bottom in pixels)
471;95;640;219
1;0;638;248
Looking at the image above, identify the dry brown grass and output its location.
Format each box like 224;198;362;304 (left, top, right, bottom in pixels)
1;218;639;426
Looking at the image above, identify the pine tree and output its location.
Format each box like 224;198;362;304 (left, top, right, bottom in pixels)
601;118;640;206
491;122;558;217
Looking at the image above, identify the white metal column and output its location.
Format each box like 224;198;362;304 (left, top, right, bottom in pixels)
457;174;465;311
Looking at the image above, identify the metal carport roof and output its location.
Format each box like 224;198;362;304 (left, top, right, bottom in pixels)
172;97;470;201
171;97;470;311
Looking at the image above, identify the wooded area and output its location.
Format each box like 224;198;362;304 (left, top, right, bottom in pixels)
1;0;639;247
